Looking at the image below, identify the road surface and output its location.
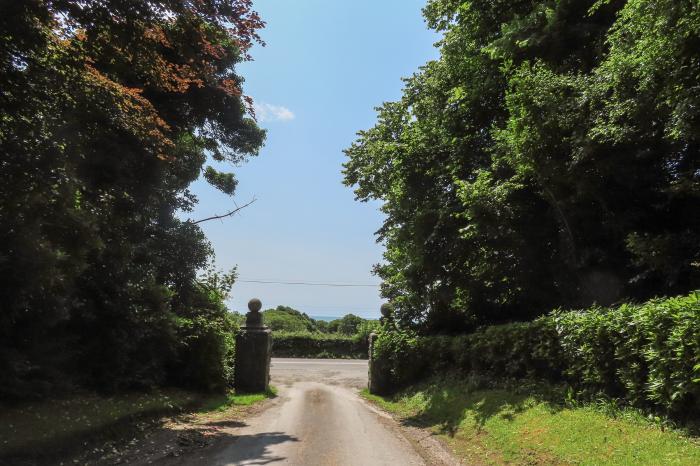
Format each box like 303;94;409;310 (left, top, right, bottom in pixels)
269;357;369;389
210;358;427;466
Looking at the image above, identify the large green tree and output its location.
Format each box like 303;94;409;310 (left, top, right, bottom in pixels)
0;0;265;398
344;0;700;332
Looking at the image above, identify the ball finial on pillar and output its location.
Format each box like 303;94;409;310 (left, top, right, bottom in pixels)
380;303;393;318
379;303;394;326
248;298;262;313
245;298;263;328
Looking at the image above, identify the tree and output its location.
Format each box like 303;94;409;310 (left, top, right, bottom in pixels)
262;306;319;333
344;0;700;332
328;314;365;335
0;0;265;398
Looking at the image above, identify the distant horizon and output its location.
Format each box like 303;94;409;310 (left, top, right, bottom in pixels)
307;314;379;322
230;308;380;321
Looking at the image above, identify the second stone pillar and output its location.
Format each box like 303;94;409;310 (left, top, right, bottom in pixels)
234;298;272;393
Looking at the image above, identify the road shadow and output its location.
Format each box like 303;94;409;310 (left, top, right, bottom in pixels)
86;426;300;465
206;420;248;428
214;431;299;465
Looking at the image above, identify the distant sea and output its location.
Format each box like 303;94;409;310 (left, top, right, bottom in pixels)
309;315;341;322
309;315;379;322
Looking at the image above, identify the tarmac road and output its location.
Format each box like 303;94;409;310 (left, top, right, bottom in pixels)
210;358;427;466
269;358;370;389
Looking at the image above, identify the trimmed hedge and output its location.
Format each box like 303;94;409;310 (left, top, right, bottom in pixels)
272;332;368;359
372;292;700;417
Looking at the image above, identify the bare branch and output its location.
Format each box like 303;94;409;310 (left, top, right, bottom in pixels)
190;198;257;224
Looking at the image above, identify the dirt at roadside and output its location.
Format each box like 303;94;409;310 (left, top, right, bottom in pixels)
65;396;277;466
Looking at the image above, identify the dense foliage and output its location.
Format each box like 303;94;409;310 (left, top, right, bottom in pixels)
262;306;323;333
372;292;700;419
344;0;700;331
326;314;364;335
0;0;265;399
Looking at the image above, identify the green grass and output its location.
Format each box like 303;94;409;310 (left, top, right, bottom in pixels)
198;386;278;412
0;386;276;458
362;376;700;465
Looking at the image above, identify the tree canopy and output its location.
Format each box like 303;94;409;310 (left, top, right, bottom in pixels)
344;0;700;332
0;0;265;398
262;306;320;333
327;314;365;335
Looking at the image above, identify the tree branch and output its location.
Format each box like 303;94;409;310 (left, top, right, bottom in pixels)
190;198;257;224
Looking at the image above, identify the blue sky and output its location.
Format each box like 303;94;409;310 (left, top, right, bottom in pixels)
184;0;438;319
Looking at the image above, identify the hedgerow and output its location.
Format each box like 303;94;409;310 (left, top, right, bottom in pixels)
372;292;700;417
272;332;368;359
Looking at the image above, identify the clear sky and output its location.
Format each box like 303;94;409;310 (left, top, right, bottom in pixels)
184;0;438;319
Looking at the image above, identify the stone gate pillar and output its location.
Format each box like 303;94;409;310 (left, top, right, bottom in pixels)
234;298;272;393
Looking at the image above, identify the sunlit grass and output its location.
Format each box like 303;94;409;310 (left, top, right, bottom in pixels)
362;377;700;465
199;386;278;412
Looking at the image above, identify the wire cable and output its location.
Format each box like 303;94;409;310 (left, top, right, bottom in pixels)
236;279;380;287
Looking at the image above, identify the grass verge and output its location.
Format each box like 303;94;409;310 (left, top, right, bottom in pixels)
362;376;700;465
198;386;278;413
0;387;276;461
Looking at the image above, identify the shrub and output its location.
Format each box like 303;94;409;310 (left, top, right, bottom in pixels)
170;271;239;393
372;326;426;386
371;292;700;417
272;332;368;359
173;312;237;392
327;314;365;335
354;320;381;344
262;306;317;332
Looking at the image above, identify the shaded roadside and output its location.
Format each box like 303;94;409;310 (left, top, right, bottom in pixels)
0;389;275;466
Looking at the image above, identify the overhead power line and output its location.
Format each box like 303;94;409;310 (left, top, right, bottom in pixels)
236;279;380;287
